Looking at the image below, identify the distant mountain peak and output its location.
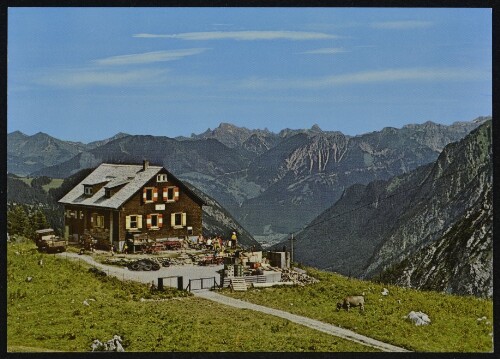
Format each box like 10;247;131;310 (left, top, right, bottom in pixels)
8;130;28;139
33;131;51;138
218;122;241;129
311;124;322;132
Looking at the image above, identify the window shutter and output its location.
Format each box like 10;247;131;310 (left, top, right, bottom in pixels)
174;187;180;201
146;214;152;229
137;215;143;229
182;213;187;226
158;214;163;228
163;187;167;200
125;216;131;230
171;213;176;227
153;188;158;202
143;188;147;202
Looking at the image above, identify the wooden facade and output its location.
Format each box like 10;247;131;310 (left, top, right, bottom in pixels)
59;162;204;250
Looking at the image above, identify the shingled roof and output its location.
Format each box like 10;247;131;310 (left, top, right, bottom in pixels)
58;163;204;209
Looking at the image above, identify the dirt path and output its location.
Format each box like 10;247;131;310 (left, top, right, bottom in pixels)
58;252;410;352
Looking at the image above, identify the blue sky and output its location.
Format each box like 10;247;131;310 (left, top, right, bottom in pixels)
8;7;492;143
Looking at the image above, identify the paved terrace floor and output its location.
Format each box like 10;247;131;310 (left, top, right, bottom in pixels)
58;252;410;353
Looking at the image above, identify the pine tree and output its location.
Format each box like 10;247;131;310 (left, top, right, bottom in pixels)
32;209;49;231
7;205;29;237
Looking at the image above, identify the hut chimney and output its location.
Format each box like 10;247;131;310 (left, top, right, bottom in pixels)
143;160;149;171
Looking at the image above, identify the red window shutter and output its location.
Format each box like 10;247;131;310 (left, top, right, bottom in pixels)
158;214;163;228
153;187;158;202
163;187;167;200
174;187;180;201
146;214;152;229
143;188;147;202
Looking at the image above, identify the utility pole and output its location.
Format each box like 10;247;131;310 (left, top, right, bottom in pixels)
289;233;294;267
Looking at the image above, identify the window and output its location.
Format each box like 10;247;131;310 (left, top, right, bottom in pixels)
145;188;153;201
147;213;163;230
143;187;158;203
96;215;105;228
126;215;143;230
171;212;186;228
163;186;179;202
79;211;84;219
157;174;167;182
84;186;93;196
105;188;112;198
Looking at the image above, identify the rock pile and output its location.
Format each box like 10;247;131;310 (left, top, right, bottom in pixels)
280;269;319;286
91;335;125;352
406;311;431;326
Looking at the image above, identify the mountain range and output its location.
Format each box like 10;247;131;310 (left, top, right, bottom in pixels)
8;116;490;247
275;120;492;297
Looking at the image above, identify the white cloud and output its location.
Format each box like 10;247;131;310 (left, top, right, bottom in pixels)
371;21;433;29
133;31;338;41
301;47;348;55
38;68;169;88
239;67;489;90
94;49;209;66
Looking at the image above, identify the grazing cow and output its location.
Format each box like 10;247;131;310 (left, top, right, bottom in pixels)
336;295;365;312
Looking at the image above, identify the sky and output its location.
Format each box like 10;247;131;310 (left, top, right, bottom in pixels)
8;7;492;143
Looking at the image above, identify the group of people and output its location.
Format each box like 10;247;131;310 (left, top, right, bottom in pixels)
197;231;238;251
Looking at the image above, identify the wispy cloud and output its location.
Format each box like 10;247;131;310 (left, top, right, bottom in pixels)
38;68;170;88
94;49;209;66
239;67;489;90
134;31;338;41
371;21;433;29
300;47;348;55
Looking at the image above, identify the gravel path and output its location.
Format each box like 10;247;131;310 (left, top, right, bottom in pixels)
58;252;410;352
196;291;410;352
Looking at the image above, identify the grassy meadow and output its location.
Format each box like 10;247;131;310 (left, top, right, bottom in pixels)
7;240;377;352
225;267;493;352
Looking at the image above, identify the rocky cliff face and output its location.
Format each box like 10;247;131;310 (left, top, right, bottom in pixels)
281;120;492;297
380;199;492;297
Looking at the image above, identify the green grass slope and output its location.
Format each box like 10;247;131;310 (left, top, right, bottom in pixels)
226;268;493;352
7;240;376;352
